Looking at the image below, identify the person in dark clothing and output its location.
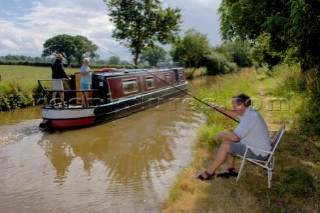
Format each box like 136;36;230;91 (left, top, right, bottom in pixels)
51;53;71;107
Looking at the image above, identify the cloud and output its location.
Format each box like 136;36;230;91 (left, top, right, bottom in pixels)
0;0;119;58
0;0;222;59
0;39;19;50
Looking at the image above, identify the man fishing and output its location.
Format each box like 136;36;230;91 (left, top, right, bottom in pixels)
196;94;271;180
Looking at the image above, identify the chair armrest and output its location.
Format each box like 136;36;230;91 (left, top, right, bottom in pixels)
245;145;272;154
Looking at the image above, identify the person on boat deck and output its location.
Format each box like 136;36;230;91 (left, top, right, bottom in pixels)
196;94;271;180
51;53;71;107
80;58;93;106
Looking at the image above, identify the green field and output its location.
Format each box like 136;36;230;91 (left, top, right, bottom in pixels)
0;65;78;91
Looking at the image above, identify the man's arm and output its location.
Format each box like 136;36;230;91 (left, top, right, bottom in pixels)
211;104;238;119
60;64;70;79
214;132;240;142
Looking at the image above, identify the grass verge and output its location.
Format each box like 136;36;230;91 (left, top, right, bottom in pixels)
162;66;320;212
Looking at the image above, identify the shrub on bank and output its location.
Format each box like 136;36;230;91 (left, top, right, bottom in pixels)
0;82;34;110
199;52;238;75
272;65;320;136
185;67;207;79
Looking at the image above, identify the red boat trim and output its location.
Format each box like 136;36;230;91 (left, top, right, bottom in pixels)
42;117;94;128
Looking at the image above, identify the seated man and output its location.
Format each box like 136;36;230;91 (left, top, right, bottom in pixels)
196;94;271;180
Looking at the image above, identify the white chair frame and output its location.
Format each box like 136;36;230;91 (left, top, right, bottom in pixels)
236;123;286;188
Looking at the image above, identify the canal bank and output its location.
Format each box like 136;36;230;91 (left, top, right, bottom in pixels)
162;67;320;212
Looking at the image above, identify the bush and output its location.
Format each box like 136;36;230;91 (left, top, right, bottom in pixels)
286;68;320;136
199;52;238;75
0;80;35;111
298;94;320;135
185;67;207;78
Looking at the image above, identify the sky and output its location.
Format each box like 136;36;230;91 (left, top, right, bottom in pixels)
0;0;222;61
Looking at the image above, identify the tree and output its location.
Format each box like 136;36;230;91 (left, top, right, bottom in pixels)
215;40;253;68
219;0;320;70
248;33;282;68
104;0;181;66
140;45;166;67
219;0;320;135
170;28;211;75
42;34;98;66
73;35;99;65
108;56;120;65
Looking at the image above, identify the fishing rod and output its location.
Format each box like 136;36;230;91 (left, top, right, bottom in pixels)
96;44;239;123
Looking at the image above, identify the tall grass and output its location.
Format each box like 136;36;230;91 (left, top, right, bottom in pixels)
185;67;208;79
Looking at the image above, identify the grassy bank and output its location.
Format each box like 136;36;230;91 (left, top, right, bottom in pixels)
162;66;320;212
0;65;77;91
0;65;77;110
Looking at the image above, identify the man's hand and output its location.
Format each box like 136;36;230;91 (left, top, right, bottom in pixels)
214;132;227;142
211;104;222;111
211;103;238;120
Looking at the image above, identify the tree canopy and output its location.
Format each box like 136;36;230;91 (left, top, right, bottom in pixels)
215;40;253;68
219;0;320;70
140;45;166;67
104;0;181;66
42;34;98;66
170;28;211;74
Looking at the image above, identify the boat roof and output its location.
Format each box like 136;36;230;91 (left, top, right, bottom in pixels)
93;67;184;77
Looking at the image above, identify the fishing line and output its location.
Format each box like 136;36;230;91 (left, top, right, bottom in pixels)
96;43;239;123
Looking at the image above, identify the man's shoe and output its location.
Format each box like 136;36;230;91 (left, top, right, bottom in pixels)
195;171;215;181
217;168;238;178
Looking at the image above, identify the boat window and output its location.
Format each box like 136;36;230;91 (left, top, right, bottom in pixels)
165;74;171;84
146;76;155;89
122;78;138;94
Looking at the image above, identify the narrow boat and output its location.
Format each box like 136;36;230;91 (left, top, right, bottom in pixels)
38;68;188;129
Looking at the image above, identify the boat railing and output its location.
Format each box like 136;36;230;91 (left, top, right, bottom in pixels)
38;79;100;108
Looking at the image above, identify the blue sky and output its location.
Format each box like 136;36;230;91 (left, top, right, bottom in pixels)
0;0;222;60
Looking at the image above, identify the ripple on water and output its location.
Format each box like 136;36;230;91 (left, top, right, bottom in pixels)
0;119;41;148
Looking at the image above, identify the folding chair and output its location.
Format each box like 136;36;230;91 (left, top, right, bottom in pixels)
236;123;286;188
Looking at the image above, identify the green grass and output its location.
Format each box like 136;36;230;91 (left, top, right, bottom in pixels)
162;66;320;213
0;65;77;92
0;65;78;110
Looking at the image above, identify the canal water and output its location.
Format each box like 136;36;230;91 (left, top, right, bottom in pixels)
0;79;208;212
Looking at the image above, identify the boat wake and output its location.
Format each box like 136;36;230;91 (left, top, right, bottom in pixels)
0;119;42;148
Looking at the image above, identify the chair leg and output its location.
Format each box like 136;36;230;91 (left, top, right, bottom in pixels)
236;157;246;183
267;169;272;188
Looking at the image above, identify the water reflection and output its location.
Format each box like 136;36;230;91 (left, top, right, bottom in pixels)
0;106;42;126
38;101;202;186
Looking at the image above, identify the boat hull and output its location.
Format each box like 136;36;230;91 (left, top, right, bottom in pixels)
40;82;188;129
